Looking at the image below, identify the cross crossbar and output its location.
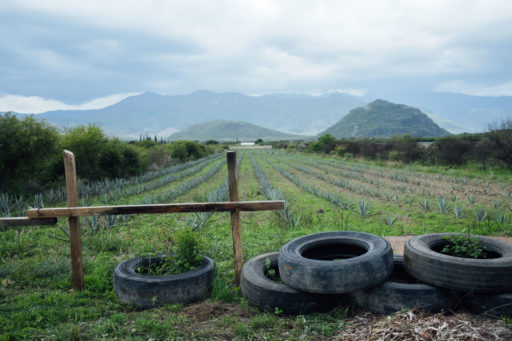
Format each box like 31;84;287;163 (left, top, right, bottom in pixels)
0;217;57;227
27;200;284;218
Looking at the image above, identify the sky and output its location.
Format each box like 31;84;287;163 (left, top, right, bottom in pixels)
1;0;511;113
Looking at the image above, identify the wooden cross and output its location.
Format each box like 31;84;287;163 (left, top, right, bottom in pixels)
3;150;284;289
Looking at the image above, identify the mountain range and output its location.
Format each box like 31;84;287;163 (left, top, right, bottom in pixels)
21;90;364;138
11;90;512;139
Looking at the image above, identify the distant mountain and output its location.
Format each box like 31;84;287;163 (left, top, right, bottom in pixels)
18;90;365;138
168;120;307;141
320;99;451;138
369;91;512;133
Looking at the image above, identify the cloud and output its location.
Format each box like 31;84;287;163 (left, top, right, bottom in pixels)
0;92;141;114
0;0;511;104
435;81;512;97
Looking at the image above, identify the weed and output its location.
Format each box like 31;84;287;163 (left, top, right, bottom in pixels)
441;234;490;259
136;229;204;276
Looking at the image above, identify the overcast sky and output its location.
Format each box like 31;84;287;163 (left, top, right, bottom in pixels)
1;0;511;113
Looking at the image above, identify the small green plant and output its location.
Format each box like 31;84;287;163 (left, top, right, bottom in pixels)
473;208;489;224
436;196;448;214
264;257;283;283
136;229;204;276
356;199;372;218
453;205;465;219
384;215;397;226
419;199;430;212
440;234;490;259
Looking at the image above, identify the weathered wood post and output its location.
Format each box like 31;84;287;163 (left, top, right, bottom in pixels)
227;151;243;285
63;150;84;290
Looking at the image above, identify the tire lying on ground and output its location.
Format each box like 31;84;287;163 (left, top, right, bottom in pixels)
278;231;393;294
349;255;460;314
114;254;215;309
464;293;512;318
404;233;512;293
241;252;346;314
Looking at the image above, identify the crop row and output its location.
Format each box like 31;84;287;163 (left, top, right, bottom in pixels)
249;153;299;226
0;154;223;217
255;151;511;233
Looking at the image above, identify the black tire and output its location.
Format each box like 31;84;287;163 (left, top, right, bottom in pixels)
278;231;393;294
464;293;512;318
114;254;215;308
349;255;460;314
241;252;346;314
404;233;512;293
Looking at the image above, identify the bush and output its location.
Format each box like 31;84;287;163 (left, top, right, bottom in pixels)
0;113;59;193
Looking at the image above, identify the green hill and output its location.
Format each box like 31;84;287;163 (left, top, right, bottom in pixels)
320;99;451;138
168;119;308;141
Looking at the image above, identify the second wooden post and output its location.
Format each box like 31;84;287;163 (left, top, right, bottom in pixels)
227;151;243;285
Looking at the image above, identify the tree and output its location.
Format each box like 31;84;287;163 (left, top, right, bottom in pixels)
485;119;512;168
391;134;421;163
432;136;472;166
0;113;59;193
310;134;337;153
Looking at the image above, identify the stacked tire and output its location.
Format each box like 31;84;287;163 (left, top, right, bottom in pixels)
242;231;396;314
242;231;507;316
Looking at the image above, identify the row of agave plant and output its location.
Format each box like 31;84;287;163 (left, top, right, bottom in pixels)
260;151;510;231
260;156;374;220
249;153;300;227
184;152;246;231
272;152;511;211
0;153;223;218
279;150;511;201
280;153;509;223
69;157;229;235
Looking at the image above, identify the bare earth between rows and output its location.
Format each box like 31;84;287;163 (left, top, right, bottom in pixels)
385;235;512;254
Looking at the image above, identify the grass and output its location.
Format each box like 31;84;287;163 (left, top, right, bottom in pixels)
1;150;511;339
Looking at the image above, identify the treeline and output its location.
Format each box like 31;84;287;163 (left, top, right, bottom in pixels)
0;113;223;194
274;120;512;169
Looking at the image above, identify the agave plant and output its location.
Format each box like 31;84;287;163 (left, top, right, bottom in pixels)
419;199;430;212
384;215;398;226
357;199;372;218
473;208;489;224
436;196;448;215
0;193;10;217
453;205;465;219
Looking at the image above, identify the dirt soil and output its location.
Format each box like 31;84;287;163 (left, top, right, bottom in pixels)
385;235;512;255
180;302;512;340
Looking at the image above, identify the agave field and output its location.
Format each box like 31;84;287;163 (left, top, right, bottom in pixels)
1;150;511;339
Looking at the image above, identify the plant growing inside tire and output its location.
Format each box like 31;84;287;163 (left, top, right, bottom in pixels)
404;233;512;293
113;229;215;308
136;229;204;276
440;225;490;259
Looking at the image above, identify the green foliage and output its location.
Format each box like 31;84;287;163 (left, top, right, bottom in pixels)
167;140;209;162
136;229;204;276
310;134;336;153
0;113;59;193
60;124;145;180
441;235;490;259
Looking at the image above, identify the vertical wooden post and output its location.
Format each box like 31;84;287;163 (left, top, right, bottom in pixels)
227;151;243;285
63;150;84;290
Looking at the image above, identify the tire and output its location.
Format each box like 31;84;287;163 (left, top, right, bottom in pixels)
349;255;460;314
464;293;512;318
278;231;393;294
114;254;215;308
241;252;346;314
404;233;512;293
